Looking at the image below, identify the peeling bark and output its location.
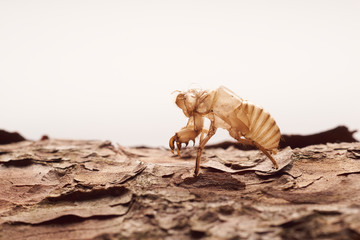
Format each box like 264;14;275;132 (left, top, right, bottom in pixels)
1;139;360;239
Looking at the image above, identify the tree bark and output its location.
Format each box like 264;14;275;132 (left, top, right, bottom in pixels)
1;138;360;239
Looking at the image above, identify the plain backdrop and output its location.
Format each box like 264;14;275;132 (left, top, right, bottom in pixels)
1;0;359;147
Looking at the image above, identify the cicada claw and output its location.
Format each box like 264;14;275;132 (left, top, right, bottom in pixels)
176;142;182;156
169;135;176;154
170;133;194;157
169;134;183;156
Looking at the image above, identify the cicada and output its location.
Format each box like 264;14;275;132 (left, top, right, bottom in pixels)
169;86;281;176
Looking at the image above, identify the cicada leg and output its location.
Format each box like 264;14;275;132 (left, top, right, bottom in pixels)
236;138;279;169
194;122;217;176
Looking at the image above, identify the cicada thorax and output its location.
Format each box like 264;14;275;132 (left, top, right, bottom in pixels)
239;101;281;151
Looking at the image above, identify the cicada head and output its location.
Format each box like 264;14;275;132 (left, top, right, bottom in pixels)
175;90;197;117
175;89;214;117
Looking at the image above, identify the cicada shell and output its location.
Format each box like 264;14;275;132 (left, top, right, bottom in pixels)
170;86;281;176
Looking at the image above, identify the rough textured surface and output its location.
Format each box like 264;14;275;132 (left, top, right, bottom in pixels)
1;139;360;239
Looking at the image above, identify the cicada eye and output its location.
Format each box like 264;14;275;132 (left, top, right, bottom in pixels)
175;94;187;111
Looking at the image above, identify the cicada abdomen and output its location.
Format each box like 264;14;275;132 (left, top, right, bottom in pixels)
240;101;281;152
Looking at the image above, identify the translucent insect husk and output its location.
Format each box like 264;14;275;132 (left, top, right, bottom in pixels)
169;86;281;176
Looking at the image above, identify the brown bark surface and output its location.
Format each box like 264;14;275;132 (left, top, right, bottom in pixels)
1;139;360;239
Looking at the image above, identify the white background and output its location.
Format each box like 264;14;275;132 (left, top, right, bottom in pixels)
1;0;359;147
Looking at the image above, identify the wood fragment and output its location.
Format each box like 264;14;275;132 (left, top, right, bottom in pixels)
0;129;26;145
